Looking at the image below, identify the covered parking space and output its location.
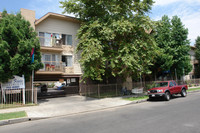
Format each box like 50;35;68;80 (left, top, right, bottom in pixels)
34;74;81;99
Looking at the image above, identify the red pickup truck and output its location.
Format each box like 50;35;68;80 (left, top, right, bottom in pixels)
147;80;188;101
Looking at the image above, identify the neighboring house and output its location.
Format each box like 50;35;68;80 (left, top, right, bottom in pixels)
184;46;199;80
21;9;82;88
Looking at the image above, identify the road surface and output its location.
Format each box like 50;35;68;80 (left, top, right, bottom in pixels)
0;92;200;133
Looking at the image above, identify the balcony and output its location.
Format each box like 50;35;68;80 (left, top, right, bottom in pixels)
39;37;63;52
36;61;64;74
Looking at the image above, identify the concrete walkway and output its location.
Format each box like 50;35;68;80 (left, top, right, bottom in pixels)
0;95;133;119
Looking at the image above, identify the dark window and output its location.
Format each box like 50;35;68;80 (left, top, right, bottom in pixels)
62;55;73;67
61;34;72;45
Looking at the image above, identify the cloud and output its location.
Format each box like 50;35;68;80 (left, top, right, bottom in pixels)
154;0;200;6
151;1;200;45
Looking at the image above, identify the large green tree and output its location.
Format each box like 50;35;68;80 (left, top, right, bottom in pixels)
60;0;158;81
153;15;192;79
0;10;43;83
194;36;200;78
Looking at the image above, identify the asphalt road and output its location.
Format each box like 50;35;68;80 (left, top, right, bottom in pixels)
0;92;200;133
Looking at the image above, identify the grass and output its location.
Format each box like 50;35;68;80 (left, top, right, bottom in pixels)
188;87;200;92
87;92;120;98
123;95;148;101
0;111;27;121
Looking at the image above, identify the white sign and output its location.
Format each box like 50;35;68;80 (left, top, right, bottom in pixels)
67;78;71;84
71;78;76;82
1;75;25;90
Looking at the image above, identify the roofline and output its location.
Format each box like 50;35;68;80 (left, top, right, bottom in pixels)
191;45;196;49
35;12;80;25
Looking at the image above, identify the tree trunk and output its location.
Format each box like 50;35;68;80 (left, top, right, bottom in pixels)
122;77;132;90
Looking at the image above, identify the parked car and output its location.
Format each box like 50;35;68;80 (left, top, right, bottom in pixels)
54;81;67;90
147;80;188;101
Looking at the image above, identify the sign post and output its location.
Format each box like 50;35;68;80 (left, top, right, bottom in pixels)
32;70;34;104
22;75;25;104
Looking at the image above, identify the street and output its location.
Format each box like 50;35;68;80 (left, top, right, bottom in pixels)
0;92;200;133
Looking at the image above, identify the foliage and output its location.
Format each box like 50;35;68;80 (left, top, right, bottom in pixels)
0;10;43;83
60;0;158;81
194;36;200;78
153;15;192;79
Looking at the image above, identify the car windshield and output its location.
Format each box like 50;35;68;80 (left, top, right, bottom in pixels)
154;82;168;87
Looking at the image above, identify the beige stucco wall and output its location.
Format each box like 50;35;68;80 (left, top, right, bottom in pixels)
20;8;36;29
35;17;82;75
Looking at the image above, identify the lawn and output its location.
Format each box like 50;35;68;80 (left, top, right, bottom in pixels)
123;95;148;101
188;87;200;92
86;91;121;98
0;111;27;121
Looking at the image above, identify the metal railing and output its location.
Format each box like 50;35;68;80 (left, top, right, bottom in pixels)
80;79;200;99
0;88;35;109
40;61;64;72
38;36;62;48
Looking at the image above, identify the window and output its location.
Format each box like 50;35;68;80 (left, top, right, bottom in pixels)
169;82;174;87
155;82;168;87
62;55;73;67
172;81;177;86
62;34;72;45
39;32;51;46
42;54;61;65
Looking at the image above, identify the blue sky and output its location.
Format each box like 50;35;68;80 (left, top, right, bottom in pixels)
1;0;200;45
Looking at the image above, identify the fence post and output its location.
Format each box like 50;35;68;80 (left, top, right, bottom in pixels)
116;83;118;96
88;85;90;96
98;84;100;98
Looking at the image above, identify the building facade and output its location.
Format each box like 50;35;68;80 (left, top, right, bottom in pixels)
185;46;199;80
21;9;82;87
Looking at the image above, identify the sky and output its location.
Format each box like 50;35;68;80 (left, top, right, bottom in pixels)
0;0;200;45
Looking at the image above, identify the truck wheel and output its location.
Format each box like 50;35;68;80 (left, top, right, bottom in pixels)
181;89;187;97
148;96;153;101
164;92;170;101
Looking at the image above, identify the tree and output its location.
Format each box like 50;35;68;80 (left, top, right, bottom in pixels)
151;15;174;79
153;15;192;79
60;0;158;81
0;10;43;83
194;36;200;78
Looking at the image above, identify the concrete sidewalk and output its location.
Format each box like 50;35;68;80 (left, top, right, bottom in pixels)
0;95;135;124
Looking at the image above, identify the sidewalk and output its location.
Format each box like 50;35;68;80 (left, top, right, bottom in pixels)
0;95;134;125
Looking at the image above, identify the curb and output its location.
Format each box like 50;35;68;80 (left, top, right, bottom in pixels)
0;117;48;126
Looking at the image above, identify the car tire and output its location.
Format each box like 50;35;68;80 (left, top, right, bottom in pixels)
148;96;153;101
181;89;187;97
164;92;170;101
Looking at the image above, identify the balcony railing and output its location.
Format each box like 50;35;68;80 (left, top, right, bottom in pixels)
40;61;64;72
38;36;62;48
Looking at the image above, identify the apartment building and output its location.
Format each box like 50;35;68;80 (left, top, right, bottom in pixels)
21;9;82;87
184;46;199;80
